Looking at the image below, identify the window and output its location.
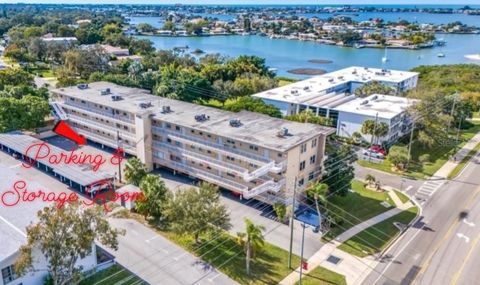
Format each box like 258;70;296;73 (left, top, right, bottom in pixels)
249;145;259;151
278;153;283;158
300;143;307;154
166;123;171;129
299;161;306;171
123;126;128;130
167;138;172;143
298;178;305;187
309;172;314;181
311;138;317;148
175;126;181;131
310;155;316;164
2;265;17;284
191;130;195;133
175;141;181;147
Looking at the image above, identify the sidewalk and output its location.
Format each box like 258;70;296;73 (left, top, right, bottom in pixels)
434;132;480;178
279;190;414;285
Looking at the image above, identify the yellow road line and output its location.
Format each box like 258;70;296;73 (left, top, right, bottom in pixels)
451;235;480;285
413;187;480;284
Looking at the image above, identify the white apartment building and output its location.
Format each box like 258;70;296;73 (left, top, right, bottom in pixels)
252;66;419;144
252;66;419;119
336;94;418;144
49;82;335;204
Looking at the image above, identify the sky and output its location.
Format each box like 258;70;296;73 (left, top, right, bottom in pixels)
1;0;480;5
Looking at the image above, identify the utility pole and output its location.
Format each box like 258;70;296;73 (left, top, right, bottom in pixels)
288;177;298;269
456;115;463;142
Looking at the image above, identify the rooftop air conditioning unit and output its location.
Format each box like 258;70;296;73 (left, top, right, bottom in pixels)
195;114;210;122
100;88;111;95
162;106;171;113
139;102;152;109
77;83;88;90
371;95;378;100
111;95;122;101
277;127;289;137
360;100;369;105
229;119;241;127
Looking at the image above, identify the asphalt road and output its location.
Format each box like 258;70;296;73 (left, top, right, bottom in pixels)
362;152;480;285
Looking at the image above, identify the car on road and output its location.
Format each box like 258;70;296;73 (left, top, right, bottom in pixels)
369;145;387;156
363;149;385;159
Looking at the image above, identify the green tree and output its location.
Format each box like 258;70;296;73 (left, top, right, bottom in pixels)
236;218;265;275
15;203;121;285
137;23;156;33
361;120;389;145
123;157;147;186
272;203;286;222
322;144;356;196
365;174;376;187
388;145;410;170
162;21;176;31
354;81;396;97
164;182;231;243
136;174;168;221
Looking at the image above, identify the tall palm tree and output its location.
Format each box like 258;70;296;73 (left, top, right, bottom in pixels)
307;183;328;228
237;218;265;275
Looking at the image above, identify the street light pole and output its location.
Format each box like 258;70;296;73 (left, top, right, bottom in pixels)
406;121;415;169
288;177;298;269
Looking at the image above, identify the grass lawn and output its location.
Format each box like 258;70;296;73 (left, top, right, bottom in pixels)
78;264;146;285
358;121;480;179
337;207;419;258
295;266;347;285
447;142;480;179
393;190;410;204
323;180;395;241
159;230;300;285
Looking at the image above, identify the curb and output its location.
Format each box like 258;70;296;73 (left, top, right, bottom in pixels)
377;190;423;258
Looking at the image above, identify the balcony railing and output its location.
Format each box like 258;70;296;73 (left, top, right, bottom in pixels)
73;127;137;155
152;127;287;171
152;140;282;182
60;101;135;125
68;113;136;140
153;156;284;198
244;178;285;199
153;157;249;193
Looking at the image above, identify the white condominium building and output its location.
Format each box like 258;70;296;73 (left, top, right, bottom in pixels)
49;82;335;204
252;66;419;119
335;94;418;144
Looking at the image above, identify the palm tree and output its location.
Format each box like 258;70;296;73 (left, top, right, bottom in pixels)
307;183;328;227
365;174;376;187
237;218;265;275
123;157;147;186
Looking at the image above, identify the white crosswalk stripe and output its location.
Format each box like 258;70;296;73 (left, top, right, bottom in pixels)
415;178;445;200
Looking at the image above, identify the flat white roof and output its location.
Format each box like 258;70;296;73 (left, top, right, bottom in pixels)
334;94;418;119
252;66;418;106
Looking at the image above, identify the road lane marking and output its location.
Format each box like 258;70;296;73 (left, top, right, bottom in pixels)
405;186;413;192
413;186;480;283
145;235;160;243
451;235;480;285
462;218;475;227
456;233;470;243
373;223;426;285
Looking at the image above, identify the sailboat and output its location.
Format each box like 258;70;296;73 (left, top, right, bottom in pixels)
382;47;389;63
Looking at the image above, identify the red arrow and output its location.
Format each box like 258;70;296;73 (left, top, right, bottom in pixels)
53;120;87;145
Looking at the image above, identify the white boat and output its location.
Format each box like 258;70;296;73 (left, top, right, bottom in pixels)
437;52;445;58
465;54;480;61
382;47;388;63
